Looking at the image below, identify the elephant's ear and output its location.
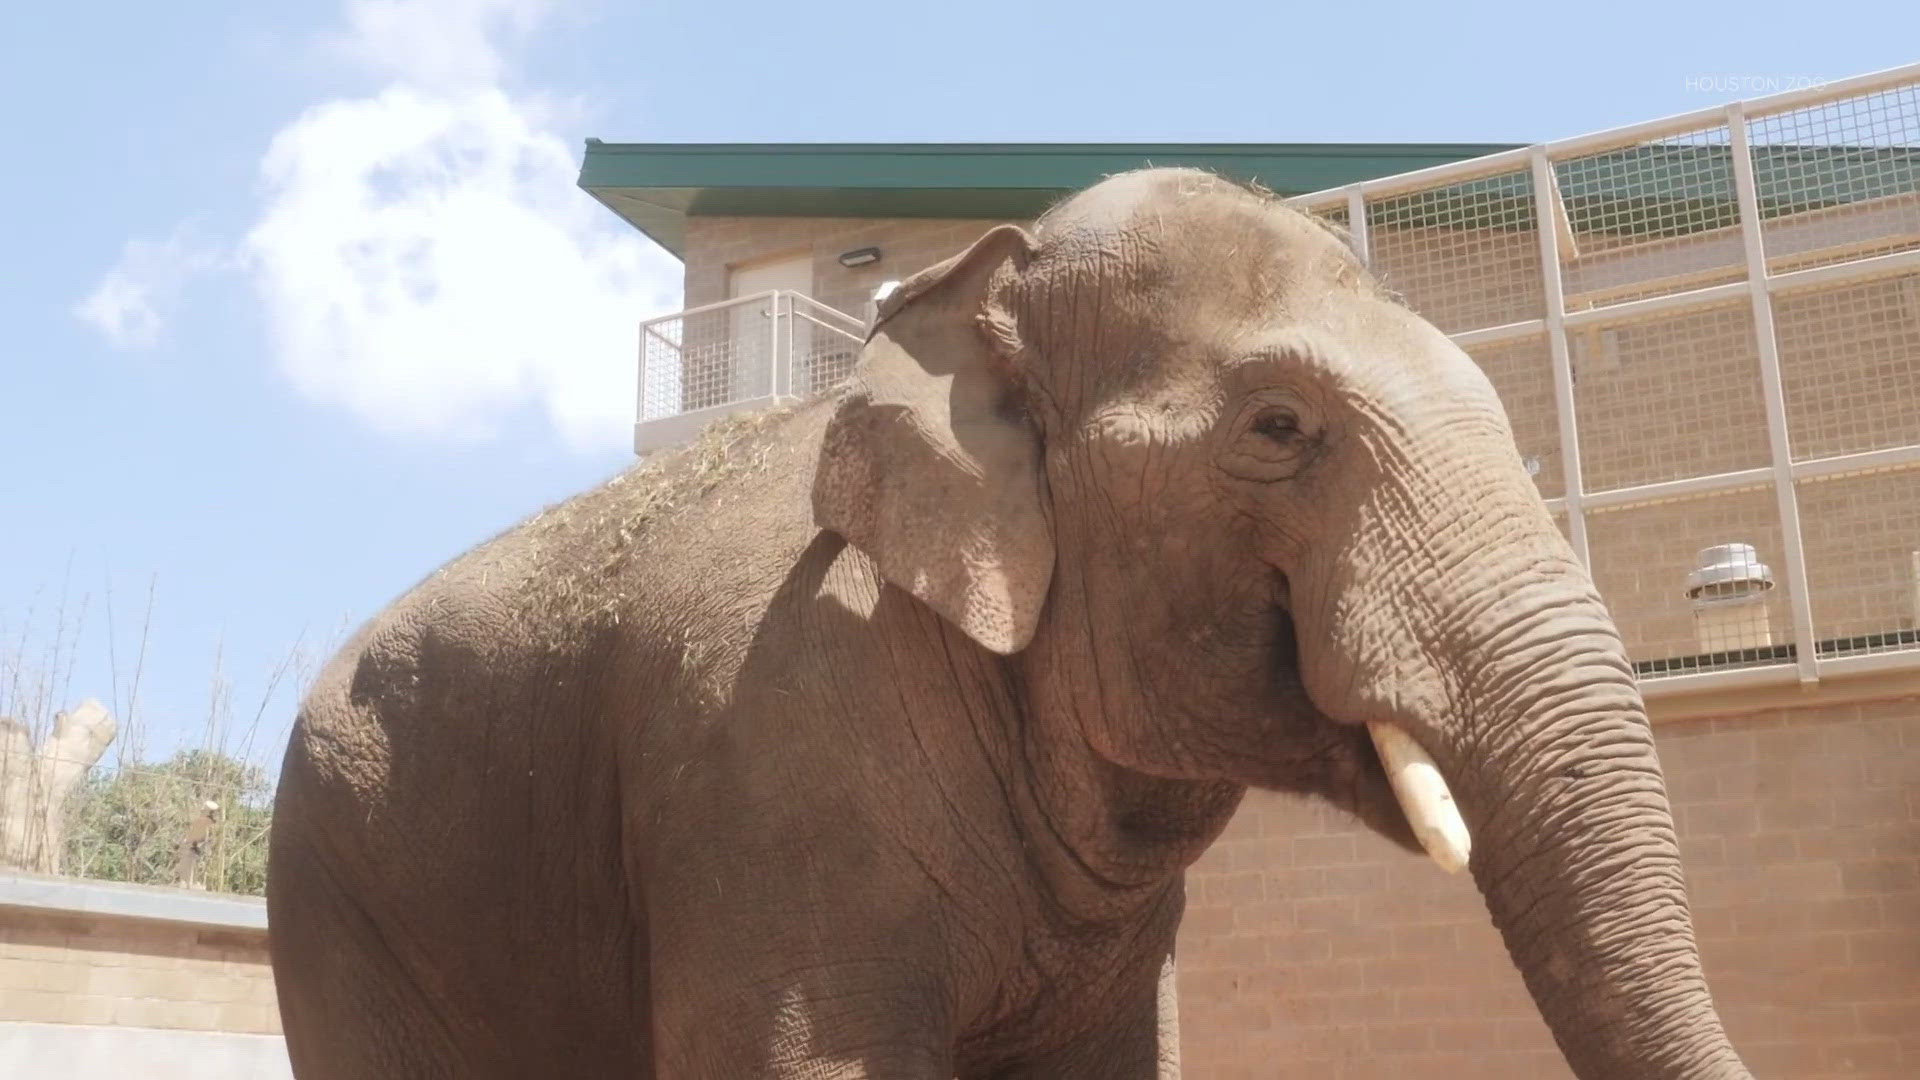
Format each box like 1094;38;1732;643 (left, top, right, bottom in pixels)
812;225;1053;655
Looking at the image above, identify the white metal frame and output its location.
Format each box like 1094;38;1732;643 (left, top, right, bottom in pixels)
1529;147;1592;567
1293;63;1920;208
1726;101;1820;683
634;290;865;453
1292;62;1920;692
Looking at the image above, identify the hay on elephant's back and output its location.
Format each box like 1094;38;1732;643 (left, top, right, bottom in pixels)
522;401;811;609
610;404;804;531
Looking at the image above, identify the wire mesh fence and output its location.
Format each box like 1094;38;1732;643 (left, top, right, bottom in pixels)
786;294;866;397
1554;124;1750;309
1749;82;1920;273
1796;470;1920;658
1462;333;1564;500
1365;169;1545;334
1569;300;1773;493
1293;64;1920;682
638;291;865;426
1773;271;1920;460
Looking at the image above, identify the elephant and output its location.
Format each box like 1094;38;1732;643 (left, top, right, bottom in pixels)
267;167;1754;1079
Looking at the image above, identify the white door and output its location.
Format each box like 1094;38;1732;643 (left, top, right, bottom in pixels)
728;255;813;402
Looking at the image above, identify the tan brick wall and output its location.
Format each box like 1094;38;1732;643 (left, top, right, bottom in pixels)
1175;695;1920;1079
0;908;278;1034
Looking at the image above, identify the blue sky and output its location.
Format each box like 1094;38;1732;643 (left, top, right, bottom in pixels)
1;0;1911;771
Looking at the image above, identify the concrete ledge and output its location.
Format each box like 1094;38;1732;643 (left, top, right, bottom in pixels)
0;1021;289;1079
0;871;266;932
1646;662;1920;724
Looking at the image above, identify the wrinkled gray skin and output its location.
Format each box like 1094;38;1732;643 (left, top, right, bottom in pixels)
269;168;1753;1079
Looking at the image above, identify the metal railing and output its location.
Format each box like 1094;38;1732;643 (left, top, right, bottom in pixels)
1290;62;1920;691
634;290;866;453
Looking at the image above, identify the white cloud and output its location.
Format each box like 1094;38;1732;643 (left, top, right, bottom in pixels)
77;0;682;452
244;84;678;448
73;229;226;350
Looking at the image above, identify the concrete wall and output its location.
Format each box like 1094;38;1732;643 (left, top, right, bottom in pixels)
1174;695;1920;1079
0;1023;289;1080
0;874;287;1078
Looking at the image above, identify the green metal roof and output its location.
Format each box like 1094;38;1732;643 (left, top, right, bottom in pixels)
578;141;1523;257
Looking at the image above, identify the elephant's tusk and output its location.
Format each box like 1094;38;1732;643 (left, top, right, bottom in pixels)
1367;722;1471;874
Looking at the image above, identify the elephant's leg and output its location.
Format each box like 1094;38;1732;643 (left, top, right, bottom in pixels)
642;836;959;1077
271;828;502;1079
647;944;955;1078
986;951;1181;1080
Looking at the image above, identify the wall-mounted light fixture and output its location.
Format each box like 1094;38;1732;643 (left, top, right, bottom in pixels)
837;246;882;269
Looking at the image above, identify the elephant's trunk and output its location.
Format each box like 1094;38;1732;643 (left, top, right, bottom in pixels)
1302;490;1750;1077
1449;595;1750;1079
1367;564;1749;1078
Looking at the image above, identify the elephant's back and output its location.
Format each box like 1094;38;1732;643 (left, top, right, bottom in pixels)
279;396;830;799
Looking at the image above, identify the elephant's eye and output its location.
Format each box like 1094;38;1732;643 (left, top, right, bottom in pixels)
1220;397;1318;482
1251;409;1302;443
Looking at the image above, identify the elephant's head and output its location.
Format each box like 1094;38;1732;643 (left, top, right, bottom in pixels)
814;168;1750;1079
